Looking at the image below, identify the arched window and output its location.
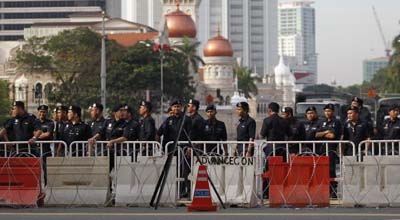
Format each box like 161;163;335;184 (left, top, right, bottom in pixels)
34;83;43;99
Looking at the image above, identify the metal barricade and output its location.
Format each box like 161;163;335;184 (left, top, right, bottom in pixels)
358;139;400;157
165;141;261;207
0;141;67;207
259;140;356;207
0;141;67;158
342;140;400;207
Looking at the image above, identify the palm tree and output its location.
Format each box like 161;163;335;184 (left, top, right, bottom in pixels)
234;65;260;98
173;36;205;73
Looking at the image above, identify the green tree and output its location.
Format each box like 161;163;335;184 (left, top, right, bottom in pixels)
234;65;259;98
107;41;195;111
0;80;11;125
15;36;52;74
173;37;205;73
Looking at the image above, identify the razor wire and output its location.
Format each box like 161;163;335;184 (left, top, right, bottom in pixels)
0;141;67;208
165;141;262;207
341;140;400;207
259;140;356;208
45;141;167;207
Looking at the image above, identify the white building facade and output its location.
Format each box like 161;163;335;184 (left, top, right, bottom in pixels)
278;0;317;87
0;0;104;41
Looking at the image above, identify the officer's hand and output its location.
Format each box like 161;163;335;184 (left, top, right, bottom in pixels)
325;132;335;139
88;137;96;145
246;151;252;157
106;141;114;149
185;148;192;157
28;138;36;145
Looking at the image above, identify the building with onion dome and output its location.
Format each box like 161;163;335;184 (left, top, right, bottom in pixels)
199;28;235;105
163;1;198;43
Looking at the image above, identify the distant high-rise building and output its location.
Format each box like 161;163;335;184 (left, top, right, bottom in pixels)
363;57;389;82
117;0;162;29
278;0;317;87
0;0;105;41
114;0;278;76
198;0;278;76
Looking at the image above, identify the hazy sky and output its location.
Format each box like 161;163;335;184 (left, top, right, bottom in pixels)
315;0;400;86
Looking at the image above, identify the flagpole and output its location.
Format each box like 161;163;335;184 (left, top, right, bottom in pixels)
160;50;164;122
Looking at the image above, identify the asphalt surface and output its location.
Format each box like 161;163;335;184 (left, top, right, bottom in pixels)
1;207;400;220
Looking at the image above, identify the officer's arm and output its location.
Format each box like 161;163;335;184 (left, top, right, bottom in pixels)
107;137;127;148
221;123;228;141
0;128;6;140
144;120;156;141
259;119;268;139
246;120;256;157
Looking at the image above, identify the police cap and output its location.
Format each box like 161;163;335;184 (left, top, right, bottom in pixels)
112;104;122;113
236;102;249;111
140;101;152;112
120;103;133;114
90;103;103;112
37;105;49;111
282;107;293;115
205;104;216;112
188;99;200;109
68;105;81;117
347;105;359;113
323;103;335;111
388;105;399;112
170;99;182;107
12;101;25;109
351;96;363;105
305;106;317;113
56;105;68;112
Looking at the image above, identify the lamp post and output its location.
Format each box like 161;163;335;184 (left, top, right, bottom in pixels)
100;11;106;109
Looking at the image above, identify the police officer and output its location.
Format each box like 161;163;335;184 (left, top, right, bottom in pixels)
281;107;306;154
156;99;191;154
88;103;105;138
187;99;205;142
156;106;173;147
0;101;42;155
60;105;92;156
35;105;54;185
203;104;227;154
351;96;373;136
138;101;156;142
236;101;256;157
88;104;126;155
343;105;370;156
53;105;68;141
260;102;292;155
138;101;156;155
315;103;342;198
379;105;400;154
304;106;320;142
103;104;140;157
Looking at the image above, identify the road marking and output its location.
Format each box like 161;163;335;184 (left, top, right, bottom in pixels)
0;213;400;217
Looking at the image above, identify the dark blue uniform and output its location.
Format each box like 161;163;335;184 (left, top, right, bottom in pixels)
61;120;92;156
157;113;192;154
89;117;105;139
139;115;156;141
236;115;256;156
204;118;227;153
343;120;370;156
3;113;41;154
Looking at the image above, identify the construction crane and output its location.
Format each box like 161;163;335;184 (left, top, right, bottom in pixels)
372;6;391;57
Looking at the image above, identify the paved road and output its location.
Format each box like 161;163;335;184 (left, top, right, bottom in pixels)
1;207;400;220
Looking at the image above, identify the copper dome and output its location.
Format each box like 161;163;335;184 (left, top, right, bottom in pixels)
165;4;196;38
204;33;233;57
